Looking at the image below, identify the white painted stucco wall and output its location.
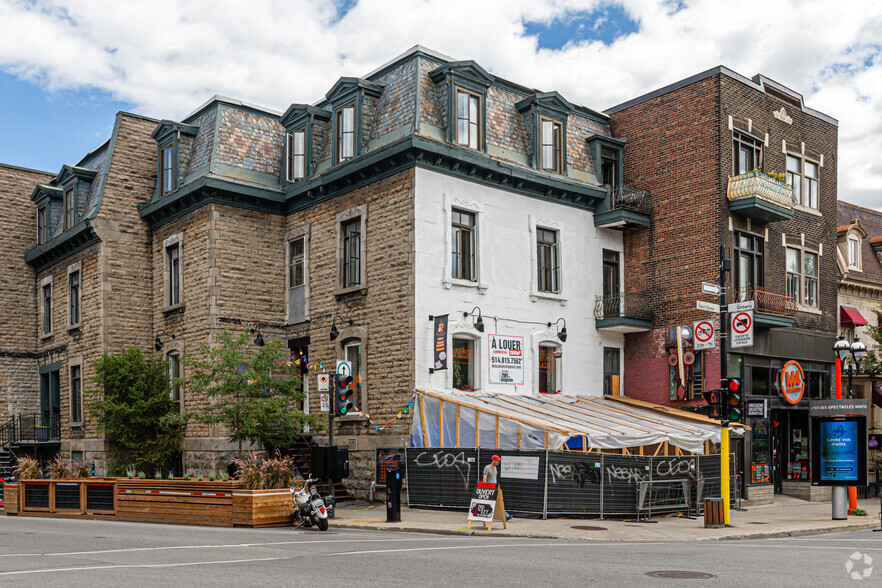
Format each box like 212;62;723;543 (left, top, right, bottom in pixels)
413;167;623;397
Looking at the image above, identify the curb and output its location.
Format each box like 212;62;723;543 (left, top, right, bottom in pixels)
333;520;882;542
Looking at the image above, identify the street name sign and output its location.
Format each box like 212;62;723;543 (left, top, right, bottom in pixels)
696;300;720;313
702;282;721;296
730;310;754;348
728;300;755;312
693;319;716;350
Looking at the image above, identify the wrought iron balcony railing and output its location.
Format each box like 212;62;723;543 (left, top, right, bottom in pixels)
605;185;652;215
730;286;798;317
13;414;61;443
594;292;653;321
727;171;796;208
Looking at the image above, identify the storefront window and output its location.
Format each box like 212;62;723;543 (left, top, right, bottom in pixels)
751;417;770;484
539;344;559;394
788;412;810;480
453;337;475;391
751;366;770;396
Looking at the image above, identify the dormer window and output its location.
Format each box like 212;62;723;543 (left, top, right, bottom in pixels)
160;143;174;195
336;105;355;163
286;130;306;181
601;147;619;190
848;236;860;269
64;186;75;230
37;206;47;245
540;118;563;173
456;89;480;150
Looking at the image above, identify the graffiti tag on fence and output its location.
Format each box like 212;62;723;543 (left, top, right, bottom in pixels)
548;462;601;487
414;451;471;488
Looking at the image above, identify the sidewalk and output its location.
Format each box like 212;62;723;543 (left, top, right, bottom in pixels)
332;496;882;541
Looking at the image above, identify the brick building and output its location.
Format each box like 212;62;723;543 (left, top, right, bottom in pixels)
1;47;630;494
607;67;839;504
836;201;882;477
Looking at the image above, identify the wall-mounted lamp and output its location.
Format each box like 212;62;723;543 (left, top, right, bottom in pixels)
154;329;176;352
547;318;567;342
250;328;265;347
330;315;353;341
463;307;485;333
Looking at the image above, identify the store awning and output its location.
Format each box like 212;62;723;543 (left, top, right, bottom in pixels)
840;305;868;326
412;389;745;455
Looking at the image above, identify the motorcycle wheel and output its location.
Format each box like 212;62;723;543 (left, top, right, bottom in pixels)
317;517;329;531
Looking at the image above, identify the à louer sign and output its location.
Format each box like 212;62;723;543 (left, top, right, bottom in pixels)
488;334;524;385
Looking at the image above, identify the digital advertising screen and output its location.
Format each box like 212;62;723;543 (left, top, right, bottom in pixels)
811;416;868;486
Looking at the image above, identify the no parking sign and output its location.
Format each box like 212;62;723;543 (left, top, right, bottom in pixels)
692;319;715;350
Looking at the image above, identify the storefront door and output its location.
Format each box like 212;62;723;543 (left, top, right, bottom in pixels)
771;410;786;494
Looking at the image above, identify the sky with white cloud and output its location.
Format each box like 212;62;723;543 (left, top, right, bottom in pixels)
1;0;881;208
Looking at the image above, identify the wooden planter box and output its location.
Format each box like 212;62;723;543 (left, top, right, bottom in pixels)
5;478;294;528
232;489;293;527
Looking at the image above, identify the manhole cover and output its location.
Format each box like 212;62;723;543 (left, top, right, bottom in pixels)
571;525;606;531
645;571;716;580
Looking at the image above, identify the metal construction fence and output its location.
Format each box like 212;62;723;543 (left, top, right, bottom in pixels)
405;447;736;519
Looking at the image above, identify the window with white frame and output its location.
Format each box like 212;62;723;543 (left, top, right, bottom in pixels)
37;206;47;245
41;277;53;336
456;89;480;150
786;153;819;208
539;343;561;394
64;186;75;230
336;105;355;163
68;266;81;327
286;130;306;182
164;235;182;308
786;246;819;308
343;338;363;410
341;217;361;288
451;208;476;281
540;118;563;173
733;131;763;175
536;228;561;293
287;234;307;323
168;352;181;412
70;364;82;424
848;237;860;269
452;336;477;391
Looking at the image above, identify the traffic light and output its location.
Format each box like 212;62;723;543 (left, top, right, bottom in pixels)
724;377;744;422
701;389;722;419
334;372;354;416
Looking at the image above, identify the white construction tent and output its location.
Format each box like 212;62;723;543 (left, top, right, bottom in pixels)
411;388;745;456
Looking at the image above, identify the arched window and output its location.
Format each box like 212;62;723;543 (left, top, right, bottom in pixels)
452;336;478;391
538;343;561;394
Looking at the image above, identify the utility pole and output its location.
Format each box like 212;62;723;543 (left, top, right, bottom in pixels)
328;371;336;518
719;244;732;526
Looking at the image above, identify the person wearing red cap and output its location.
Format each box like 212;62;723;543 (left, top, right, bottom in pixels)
482;455;512;520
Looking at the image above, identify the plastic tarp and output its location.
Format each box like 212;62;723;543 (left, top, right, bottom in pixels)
412;389;744;455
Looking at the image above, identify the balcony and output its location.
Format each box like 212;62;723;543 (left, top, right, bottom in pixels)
594;186;651;228
1;414;61;447
594;293;652;332
730;287;797;328
727;171;796;223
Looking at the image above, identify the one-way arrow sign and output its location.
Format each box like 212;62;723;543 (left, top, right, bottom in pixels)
702;282;721;296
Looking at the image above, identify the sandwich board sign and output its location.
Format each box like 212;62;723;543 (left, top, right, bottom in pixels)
693;319;715;351
467;482;507;531
730;310;754;348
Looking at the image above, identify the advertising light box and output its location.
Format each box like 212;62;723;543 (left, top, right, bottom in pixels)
810;399;869;487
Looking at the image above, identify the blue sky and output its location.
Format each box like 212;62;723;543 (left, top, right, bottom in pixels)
0;0;880;209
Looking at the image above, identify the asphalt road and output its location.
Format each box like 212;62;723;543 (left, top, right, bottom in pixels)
0;516;879;587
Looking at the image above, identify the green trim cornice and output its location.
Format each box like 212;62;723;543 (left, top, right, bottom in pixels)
151;120;200;143
515;92;573;118
56;165;98;187
24;220;100;273
280;104;331;130
429;60;494;89
31;184;63;203
326;77;386;107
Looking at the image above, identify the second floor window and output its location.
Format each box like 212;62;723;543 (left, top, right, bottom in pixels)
456;89;480;150
337;106;355;163
787;247;819;308
287;130;305;181
161;144;174;194
540;119;562;172
451;209;476;281
166;243;181;306
734;232;764;297
68;270;80;326
537;228;560;293
341;218;361;288
42;282;52;335
70;365;82;423
787;154;819;208
37;206;46;244
733;131;763;175
64;186;75;230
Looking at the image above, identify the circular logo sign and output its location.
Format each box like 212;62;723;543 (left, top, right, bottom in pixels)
780;360;805;404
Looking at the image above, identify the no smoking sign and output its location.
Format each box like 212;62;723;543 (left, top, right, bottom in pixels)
730;310;754;348
692;319;715;350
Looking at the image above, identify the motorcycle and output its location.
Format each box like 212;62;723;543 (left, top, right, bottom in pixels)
291;477;334;531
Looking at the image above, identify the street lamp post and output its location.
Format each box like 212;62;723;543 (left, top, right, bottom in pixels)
832;335;867;517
